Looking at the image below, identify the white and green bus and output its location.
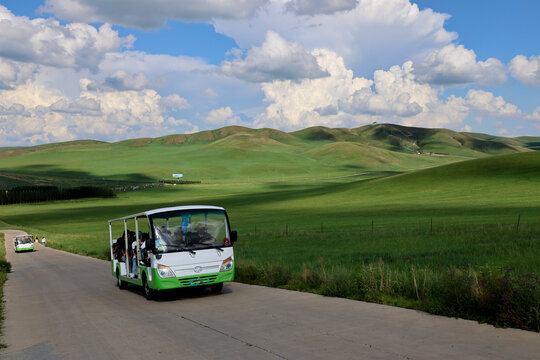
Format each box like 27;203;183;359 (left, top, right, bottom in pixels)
109;206;237;299
13;235;35;253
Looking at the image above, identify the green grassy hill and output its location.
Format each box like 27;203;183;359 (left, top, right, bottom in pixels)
355;124;528;155
0;123;536;189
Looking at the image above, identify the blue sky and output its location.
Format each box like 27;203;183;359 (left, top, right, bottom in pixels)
415;1;540;62
0;0;539;145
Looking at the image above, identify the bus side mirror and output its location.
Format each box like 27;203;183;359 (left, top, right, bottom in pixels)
231;230;238;243
147;239;155;251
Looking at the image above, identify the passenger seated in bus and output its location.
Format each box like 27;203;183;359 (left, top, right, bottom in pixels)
115;230;135;262
130;238;139;278
173;227;184;245
190;224;214;244
112;241;119;259
139;234;151;266
113;238;126;262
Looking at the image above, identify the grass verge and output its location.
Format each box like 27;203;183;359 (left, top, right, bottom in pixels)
236;259;540;332
0;233;11;348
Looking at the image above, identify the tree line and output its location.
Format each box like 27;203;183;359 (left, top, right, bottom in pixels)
0;186;115;205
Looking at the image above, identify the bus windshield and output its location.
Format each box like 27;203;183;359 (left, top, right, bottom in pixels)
17;236;34;244
150;209;231;253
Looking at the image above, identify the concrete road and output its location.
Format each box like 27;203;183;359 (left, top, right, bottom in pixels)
1;229;539;360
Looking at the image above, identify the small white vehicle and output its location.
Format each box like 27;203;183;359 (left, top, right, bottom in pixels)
108;205;237;299
13;235;35;252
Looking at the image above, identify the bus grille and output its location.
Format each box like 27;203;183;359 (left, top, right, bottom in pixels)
179;275;218;286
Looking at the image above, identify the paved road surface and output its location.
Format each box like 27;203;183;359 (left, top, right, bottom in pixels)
1;230;539;359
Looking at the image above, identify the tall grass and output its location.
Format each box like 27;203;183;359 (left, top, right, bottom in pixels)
0;233;11;347
234;224;540;331
236;259;540;331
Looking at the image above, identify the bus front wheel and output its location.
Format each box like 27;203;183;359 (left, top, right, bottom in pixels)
117;270;126;290
210;282;223;294
143;275;155;300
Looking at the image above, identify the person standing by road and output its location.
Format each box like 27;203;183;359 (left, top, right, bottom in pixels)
41;236;46;247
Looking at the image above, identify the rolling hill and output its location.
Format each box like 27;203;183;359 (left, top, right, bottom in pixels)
0;123;538;189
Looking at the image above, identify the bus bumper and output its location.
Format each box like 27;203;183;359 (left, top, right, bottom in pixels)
149;268;235;290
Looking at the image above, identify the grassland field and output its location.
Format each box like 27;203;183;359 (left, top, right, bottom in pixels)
0;124;539;330
1;152;539;273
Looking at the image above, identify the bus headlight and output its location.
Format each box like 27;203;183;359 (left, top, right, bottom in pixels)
157;264;176;278
220;257;233;272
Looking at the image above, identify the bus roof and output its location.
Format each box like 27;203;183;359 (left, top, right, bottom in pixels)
107;205;225;224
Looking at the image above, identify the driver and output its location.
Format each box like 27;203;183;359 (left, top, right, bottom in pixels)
191;224;214;244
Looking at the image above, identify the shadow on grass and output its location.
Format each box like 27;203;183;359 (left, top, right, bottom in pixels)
0;164;155;189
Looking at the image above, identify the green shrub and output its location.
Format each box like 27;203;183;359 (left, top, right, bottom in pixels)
477;269;540;331
423;267;480;317
0;260;10;273
320;266;358;298
235;262;262;284
262;266;293;288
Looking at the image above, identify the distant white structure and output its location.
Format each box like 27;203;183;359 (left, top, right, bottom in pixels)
172;173;183;182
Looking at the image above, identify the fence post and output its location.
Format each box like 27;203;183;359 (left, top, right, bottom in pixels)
516;214;520;232
430;217;433;233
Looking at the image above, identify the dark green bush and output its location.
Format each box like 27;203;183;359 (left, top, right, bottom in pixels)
477;269;539;331
262;266;293;288
235;263;262;284
0;260;10;273
423;267;480;317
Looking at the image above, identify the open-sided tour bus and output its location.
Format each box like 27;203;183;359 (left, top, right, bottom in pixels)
108;205;237;299
13;235;35;252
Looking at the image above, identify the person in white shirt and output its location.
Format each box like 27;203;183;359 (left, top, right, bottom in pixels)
41;236;46;247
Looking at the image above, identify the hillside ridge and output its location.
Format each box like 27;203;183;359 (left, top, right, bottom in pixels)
0;123;538;189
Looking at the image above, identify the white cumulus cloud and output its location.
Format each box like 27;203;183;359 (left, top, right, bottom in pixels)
254;49;372;129
0;58;38;89
0;6;133;72
509;54;540;87
0;77;196;145
160;94;191;111
203;88;218;98
214;0;457;75
253;50;527;131
286;0;358;15
464;89;521;118
40;0;269;29
221;31;328;82
205;107;241;125
103;71;151;91
413;44;507;85
527;106;540;120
